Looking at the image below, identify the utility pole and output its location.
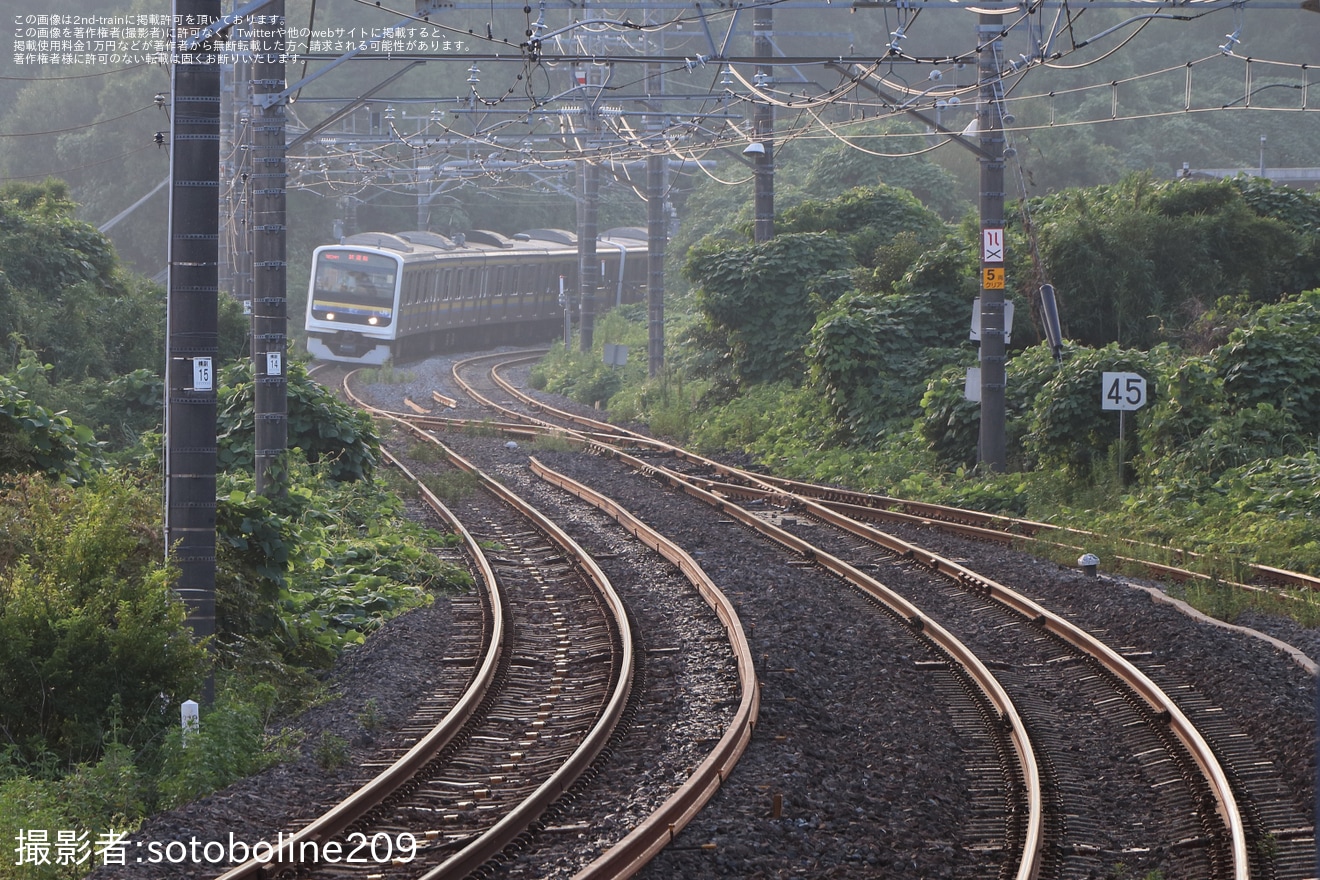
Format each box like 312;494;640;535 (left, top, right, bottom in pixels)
250;2;288;495
752;3;774;243
220;12;252;308
645;51;667;377
576;154;600;352
576;53;604;353
165;0;222;683
977;14;1008;472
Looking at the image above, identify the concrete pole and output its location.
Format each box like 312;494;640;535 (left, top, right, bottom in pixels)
977;14;1007;472
752;3;774;243
251;2;288;496
577;135;600;352
165;0;222;675
645;54;667;377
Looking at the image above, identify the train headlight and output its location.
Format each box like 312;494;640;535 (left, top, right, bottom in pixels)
368;316;379;325
325;312;336;321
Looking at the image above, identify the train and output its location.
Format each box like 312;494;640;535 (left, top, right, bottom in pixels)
304;227;649;365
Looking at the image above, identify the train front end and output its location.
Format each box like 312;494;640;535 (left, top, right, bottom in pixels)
305;245;402;364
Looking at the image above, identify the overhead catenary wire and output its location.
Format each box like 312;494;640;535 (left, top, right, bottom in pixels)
0;146;160;182
0;62;155;81
89;0;1300;199
0;104;156;138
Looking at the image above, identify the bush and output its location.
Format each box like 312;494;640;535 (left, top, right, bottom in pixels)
0;371;100;485
0;474;208;767
155;688;294;809
686;233;855;386
1023;344;1161;476
216;457;470;669
1215;291;1320;436
216;361;380;483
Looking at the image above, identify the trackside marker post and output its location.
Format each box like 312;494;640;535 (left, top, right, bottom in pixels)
181;699;200;746
1101;372;1146;485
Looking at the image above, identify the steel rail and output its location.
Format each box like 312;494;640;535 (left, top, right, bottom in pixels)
590;439;1251;880
449;355;1045;876
732;473;1320;593
476;354;1320;594
628;472;1279;594
211;446;505;880
457;353;1253;877
527;456;761;880
344;369;638;880
414;441;635;880
575;440;1047;880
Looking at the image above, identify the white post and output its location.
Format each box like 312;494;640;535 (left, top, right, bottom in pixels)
181;699;200;746
559;275;570;347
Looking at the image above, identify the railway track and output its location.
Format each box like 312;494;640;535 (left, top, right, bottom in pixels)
449;350;1320;598
213;429;639;878
206;365;768;880
361;430;764;880
90;351;1311;880
381;348;1315;878
379;370;1042;876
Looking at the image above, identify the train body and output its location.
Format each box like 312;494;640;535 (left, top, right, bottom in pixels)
305;227;648;364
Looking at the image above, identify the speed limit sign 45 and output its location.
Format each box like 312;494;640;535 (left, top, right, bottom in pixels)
1101;372;1147;411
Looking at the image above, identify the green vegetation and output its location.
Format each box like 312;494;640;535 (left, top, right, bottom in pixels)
0;474;208;768
0;184;474;860
421;469;482;506
5;15;1320;858
153;686;300;810
217;360;381;483
311;733;351;771
539;175;1320;601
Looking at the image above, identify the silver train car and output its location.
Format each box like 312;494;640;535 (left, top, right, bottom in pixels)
305;227;648;364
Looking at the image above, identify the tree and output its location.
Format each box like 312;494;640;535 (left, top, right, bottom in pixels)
1027;175;1318;348
685;233;855;386
776;184;949;266
799;135;973;219
809;240;976;441
0;180;163;383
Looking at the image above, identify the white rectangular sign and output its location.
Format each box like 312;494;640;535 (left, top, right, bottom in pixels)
969;299;1014;344
266;351;283;376
982;228;1004;263
603;344;629;368
1101;372;1147;411
192;357;213;391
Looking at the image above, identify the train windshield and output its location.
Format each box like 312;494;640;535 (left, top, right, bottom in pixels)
310;250;397;326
